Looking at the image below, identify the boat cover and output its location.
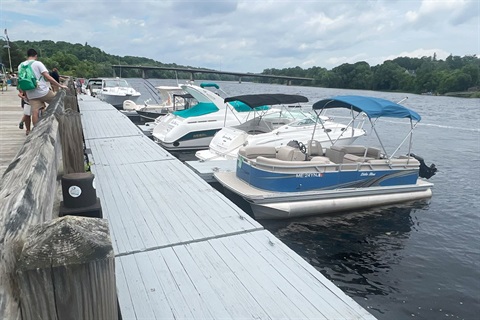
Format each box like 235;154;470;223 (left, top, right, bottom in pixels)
200;82;220;89
224;94;309;108
173;102;219;118
312;95;421;121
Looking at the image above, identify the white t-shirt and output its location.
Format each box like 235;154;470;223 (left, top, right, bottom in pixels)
18;60;50;99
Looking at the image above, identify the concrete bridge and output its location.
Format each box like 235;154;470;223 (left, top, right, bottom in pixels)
111;65;314;85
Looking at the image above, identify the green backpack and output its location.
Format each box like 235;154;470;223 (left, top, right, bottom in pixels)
18;61;38;91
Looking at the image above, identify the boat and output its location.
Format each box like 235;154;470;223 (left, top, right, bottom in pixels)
86;77;141;109
85;78;103;97
195;93;366;162
152;83;305;151
123;85;197;121
214;95;437;220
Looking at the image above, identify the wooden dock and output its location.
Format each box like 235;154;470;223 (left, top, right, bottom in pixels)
0;87;28;176
78;94;376;319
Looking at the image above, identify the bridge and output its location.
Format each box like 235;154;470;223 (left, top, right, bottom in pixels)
111;65;314;85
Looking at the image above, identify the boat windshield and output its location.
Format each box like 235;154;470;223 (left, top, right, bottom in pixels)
287;112;324;127
229;100;270;112
104;79;130;88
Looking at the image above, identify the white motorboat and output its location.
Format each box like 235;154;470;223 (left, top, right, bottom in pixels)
152;83;308;151
123;85;197;121
86;77;141;109
215;95;437;220
195;93;366;162
85;78;103;97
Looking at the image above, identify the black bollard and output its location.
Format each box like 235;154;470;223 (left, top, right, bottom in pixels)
59;172;103;218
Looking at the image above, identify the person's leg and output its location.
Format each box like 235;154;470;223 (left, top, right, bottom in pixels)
23;104;32;134
19;99;25;129
24;115;31;134
28;99;44;126
41;90;56;106
29;91;56;125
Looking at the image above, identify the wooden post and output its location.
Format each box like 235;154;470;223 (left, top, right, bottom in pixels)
64;95;79;112
16;216;117;320
58;109;85;174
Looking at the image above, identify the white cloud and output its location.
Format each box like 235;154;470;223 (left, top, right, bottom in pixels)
2;0;478;72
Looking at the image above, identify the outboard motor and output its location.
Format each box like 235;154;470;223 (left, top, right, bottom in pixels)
410;153;437;179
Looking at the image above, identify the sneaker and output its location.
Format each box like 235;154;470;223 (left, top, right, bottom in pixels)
19;121;24;129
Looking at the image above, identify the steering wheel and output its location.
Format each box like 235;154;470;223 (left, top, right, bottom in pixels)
297;141;307;154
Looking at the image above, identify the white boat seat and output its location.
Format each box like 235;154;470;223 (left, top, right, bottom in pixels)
307;140;323;157
256;156;330;167
276;146;306;161
238;146;277;159
310;156;331;164
326;145;381;163
343;153;375;163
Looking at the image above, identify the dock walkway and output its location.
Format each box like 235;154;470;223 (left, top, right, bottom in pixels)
79;94;375;319
0;87;28;176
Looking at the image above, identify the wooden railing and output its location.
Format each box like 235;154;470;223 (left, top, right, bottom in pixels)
0;81;117;320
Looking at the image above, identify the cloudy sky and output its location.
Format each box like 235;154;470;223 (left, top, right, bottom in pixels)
1;0;478;72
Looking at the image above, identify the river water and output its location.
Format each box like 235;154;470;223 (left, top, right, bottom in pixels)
129;78;480;320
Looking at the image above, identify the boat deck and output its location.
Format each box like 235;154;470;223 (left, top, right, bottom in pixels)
79;94;375;319
185;159;237;183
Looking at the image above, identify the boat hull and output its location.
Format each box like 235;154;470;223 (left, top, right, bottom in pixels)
136;109;168;121
156;132;218;151
237;157;420;192
214;171;433;219
101;94;141;109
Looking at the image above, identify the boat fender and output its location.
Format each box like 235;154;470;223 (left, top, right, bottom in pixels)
409;153;438;179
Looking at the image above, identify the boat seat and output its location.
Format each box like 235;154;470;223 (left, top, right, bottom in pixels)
256;156;330;168
307;140;323;158
389;158;420;168
343;153;374;163
276;146;306;161
326;145;381;163
341;145;367;154
325;145;346;163
238;146;277;159
310;156;331;164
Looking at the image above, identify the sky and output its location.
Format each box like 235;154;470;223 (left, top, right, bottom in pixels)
1;0;478;73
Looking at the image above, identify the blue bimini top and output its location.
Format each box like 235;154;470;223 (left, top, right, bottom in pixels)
312;95;421;121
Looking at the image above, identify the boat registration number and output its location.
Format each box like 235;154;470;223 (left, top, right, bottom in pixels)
296;173;323;178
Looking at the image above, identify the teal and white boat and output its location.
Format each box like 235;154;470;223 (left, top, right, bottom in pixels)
152;83;285;151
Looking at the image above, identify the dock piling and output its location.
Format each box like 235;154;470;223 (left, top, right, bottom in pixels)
16;216;117;320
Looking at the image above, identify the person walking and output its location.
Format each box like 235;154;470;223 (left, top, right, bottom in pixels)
17;49;68;125
18;90;32;135
49;67;60;92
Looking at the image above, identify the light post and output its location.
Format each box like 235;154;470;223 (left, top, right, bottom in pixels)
2;29;13;73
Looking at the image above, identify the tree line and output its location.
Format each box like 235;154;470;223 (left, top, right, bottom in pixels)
1;40;478;97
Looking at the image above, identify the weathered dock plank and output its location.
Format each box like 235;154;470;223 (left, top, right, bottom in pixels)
0;88;28;177
78;94;376;319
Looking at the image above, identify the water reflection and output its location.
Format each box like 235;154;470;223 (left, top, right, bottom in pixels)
262;201;430;298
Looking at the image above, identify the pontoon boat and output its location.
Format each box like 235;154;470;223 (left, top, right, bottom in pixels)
215;95;437;219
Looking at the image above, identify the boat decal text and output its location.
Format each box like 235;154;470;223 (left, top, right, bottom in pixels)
296;173;323;178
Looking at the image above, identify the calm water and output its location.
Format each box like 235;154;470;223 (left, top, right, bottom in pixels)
130;78;480;320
